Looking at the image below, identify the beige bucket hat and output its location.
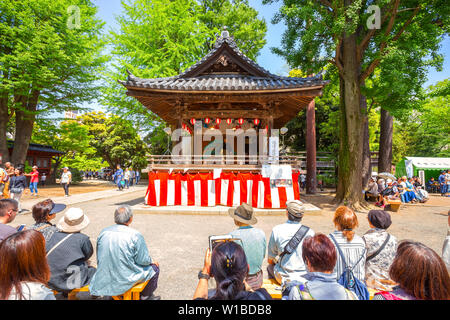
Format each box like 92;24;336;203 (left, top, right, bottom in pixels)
57;207;90;233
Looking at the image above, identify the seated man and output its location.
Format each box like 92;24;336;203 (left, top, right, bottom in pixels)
89;205;160;300
426;177;436;193
228;203;266;290
267;200;315;285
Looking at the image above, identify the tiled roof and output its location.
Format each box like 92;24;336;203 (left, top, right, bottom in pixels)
120;28;328;92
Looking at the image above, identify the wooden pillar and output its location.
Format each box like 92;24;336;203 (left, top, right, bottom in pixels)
306;99;317;194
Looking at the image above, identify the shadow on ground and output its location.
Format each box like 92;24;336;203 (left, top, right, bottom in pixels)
114;197;146;207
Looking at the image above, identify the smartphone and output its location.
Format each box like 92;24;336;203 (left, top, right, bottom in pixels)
209;235;243;251
17;224;26;232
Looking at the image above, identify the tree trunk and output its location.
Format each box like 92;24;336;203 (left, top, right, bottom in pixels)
11;90;39;166
361;95;372;189
0;97;11;164
334;31;365;210
378;108;393;173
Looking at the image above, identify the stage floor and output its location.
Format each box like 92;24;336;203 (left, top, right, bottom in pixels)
131;202;321;215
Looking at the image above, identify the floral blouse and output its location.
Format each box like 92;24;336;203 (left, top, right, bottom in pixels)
362;228;398;291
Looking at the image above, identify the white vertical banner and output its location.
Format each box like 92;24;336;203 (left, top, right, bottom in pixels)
181;181;188;206
167;180;175;206
194;180;202;206
233;180;240;206
269;136;279;164
154;180;161;206
208;180;216;207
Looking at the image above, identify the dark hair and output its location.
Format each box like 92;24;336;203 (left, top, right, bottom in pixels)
32;199;54;223
389;240;450;300
287;212;302;222
302;234;337;273
15;167;24;175
0;230;50;299
0;199;18;217
333;206;358;241
210;241;248;300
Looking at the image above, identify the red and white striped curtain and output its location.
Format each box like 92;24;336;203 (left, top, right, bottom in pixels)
145;171;301;209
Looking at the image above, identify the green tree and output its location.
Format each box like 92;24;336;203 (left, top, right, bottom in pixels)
0;0;106;166
100;0;267;134
266;0;449;209
78;112;149;170
31;119;103;183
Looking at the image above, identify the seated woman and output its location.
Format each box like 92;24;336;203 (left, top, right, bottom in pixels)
373;241;450;300
400;176;417;203
364;177;379;202
362;210;398;291
29;199;66;242
193;241;272;300
0;230;55;300
46;208;96;294
377;179;399;209
288;234;358;300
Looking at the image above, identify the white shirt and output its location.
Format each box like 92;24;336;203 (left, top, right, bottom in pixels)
61;171;71;184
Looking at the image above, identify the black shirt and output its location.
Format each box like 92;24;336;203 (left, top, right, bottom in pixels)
195;288;272;300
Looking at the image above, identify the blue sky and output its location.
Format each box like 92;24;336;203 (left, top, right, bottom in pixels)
93;0;449;103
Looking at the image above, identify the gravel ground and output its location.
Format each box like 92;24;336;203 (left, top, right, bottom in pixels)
10;190;450;300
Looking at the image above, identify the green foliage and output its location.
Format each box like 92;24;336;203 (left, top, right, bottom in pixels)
78;111;149;170
393;79;450;160
100;0;267;133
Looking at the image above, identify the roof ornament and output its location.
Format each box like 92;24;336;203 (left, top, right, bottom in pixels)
221;26;230;38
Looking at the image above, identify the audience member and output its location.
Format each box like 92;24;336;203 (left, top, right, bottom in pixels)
193;241;272;300
228;203;266;290
267;200;315;285
0;166;9;199
438;171;446;196
0;230;55;300
46;208;96;293
29;199;66;242
89;205;160;300
373;240;450;300
113;165;124;191
443;211;450;271
0;199;19;242
124;168;131;189
364;177;379;201
287;234;358;300
377;179;399;208
9;168;27;213
328;206;366;283
363;210;398;291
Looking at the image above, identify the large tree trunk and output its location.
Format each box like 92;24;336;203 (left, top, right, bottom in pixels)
334;31;365;210
11;90;39;166
378;108;393;173
0;97;11;164
361;95;372;189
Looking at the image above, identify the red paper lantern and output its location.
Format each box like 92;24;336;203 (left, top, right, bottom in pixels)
226;118;232;125
215;118;221;124
182;123;186;129
238;118;244;125
253;118;260;126
190;118;196;125
204;117;211;124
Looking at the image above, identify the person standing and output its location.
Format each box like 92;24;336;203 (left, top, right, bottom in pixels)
124;168;131;189
89;205;160;300
130;168;136;186
228;203;266;290
60;167;72;197
113;165;124;191
26;166;39;197
0;199;19;242
438;171;447;196
446;170;450;197
9;168;28;213
40;173;46;187
267;200;315;285
135;169;141;185
0;166;9;199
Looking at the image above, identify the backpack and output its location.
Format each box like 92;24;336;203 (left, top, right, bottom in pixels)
329;233;370;300
293;282;358;300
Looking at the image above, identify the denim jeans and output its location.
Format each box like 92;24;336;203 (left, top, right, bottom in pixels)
30;181;38;194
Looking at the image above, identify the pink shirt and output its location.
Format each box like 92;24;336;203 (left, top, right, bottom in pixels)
30;171;39;183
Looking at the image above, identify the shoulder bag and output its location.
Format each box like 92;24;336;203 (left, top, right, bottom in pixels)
366;234;391;262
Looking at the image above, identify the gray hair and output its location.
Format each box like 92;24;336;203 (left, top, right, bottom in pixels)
114;205;133;225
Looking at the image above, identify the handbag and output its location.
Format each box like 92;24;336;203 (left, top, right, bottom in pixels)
10;187;24;194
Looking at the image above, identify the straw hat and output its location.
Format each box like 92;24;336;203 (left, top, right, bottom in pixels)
228;203;257;225
57;207;90;233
